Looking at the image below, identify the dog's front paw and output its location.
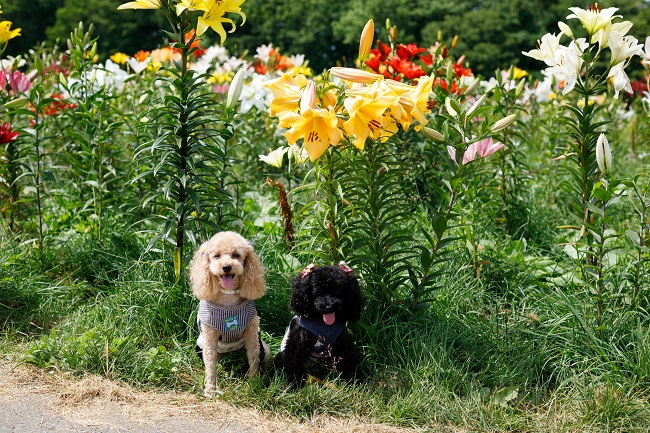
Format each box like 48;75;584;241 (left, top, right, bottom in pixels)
203;386;216;398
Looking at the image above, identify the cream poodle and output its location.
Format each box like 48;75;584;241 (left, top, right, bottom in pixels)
190;231;269;397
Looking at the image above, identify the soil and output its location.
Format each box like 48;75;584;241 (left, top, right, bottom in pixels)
0;359;412;433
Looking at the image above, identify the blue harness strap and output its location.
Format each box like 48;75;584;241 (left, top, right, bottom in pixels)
296;316;346;358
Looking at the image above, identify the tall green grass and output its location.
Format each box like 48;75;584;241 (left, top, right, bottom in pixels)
3;226;650;432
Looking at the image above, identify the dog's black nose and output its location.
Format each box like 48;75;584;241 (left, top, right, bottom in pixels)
222;264;232;273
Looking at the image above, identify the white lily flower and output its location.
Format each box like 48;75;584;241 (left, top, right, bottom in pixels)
254;43;274;63
567;6;620;36
596;133;612;175
607;62;632;99
0;56;26;70
240;74;272;114
547;39;587;95
289;54;305;67
289;144;309;165
522;33;563;66
592;20;633;48
608;31;643;66
127;56;151;74
259;147;288;168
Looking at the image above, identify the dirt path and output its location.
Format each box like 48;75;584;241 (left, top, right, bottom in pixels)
0;360;412;433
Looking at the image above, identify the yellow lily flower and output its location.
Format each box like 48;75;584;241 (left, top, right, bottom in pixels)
196;0;247;43
385;77;433;131
176;0;209;16
263;73;309;117
512;66;528;80
343;81;400;149
117;0;161;10
402;75;434;131
0;21;21;44
110;52;130;65
276;79;343;161
279;106;342;161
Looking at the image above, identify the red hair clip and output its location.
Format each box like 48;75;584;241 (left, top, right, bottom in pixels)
301;262;316;278
338;261;353;275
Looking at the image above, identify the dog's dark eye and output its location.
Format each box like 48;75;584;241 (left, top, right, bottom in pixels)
232;252;240;259
213;253;221;259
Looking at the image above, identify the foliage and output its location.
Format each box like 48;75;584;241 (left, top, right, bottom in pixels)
1;2;650;432
3;0;650;76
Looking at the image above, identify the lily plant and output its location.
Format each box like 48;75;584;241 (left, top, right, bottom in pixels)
118;0;247;281
524;4;644;330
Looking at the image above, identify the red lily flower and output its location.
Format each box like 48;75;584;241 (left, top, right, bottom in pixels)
364;55;381;72
401;61;426;80
453;63;472;77
396;43;426;60
0;122;18;144
370;40;391;61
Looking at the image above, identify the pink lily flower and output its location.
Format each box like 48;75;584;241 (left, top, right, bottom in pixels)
7;70;32;94
447;137;504;165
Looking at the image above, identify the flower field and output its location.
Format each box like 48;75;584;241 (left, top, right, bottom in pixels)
2;1;650;431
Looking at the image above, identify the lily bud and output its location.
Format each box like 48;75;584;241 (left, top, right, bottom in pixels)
423;127;445;142
445;61;453;82
389;25;398;43
300;80;317;112
596;133;612;174
226;67;245;109
90;41;97;60
329;67;379;83
451;35;459;49
3;96;29;109
558;21;573;39
464;77;480;95
515;78;526;98
321;89;338;109
358;19;374;62
27;69;39;82
445;97;458;117
490;114;517;132
466;94;487;117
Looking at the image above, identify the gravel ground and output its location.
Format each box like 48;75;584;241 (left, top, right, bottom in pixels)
0;359;412;433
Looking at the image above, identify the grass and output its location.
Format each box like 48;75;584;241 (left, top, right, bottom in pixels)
2;226;650;432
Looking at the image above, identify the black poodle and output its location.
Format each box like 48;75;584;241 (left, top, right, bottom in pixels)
273;263;364;384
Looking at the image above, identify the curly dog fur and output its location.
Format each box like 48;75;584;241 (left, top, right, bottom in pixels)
189;231;269;397
274;264;363;384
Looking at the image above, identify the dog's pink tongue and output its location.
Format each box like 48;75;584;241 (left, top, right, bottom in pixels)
323;312;336;325
221;275;234;289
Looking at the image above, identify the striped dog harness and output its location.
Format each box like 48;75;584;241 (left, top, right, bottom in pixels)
197;299;257;353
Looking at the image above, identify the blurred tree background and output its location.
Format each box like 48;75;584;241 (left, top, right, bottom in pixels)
1;0;649;77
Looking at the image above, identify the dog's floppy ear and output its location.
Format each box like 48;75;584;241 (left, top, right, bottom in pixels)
189;241;217;300
238;244;266;300
290;273;312;316
344;275;363;322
